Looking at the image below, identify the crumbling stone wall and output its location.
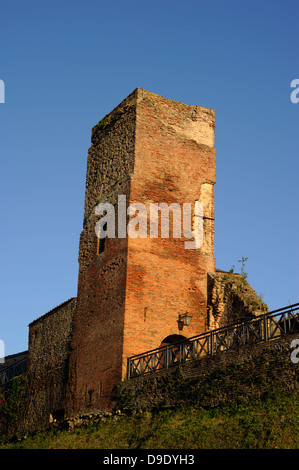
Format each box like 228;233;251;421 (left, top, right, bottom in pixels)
207;270;268;330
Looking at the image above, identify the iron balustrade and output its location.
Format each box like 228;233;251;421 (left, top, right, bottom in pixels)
0;358;28;386
127;303;299;379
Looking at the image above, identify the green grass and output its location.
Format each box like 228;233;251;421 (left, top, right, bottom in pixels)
1;389;299;449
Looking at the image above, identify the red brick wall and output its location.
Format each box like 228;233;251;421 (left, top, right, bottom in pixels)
122;89;216;372
67;89;216;414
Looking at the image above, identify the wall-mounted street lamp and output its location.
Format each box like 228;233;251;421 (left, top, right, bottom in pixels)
177;313;192;331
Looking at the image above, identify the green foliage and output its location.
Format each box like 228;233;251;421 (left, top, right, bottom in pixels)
0;375;26;433
238;256;248;282
1;347;297;449
96;107;125;130
115;382;132;409
2;390;299;449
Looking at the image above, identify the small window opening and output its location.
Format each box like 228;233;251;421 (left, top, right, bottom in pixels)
98;222;107;254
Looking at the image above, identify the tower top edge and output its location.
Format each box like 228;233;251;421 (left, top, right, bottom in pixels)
93;88;215;133
134;87;215;114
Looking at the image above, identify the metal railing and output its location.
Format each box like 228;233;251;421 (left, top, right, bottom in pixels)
127;303;299;379
0;358;28;386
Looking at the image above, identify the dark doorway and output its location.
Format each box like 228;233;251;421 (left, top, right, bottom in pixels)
158;334;188;369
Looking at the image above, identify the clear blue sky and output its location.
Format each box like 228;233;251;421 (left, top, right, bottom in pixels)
0;0;298;356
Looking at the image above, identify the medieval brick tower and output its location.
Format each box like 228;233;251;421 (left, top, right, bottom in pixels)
66;88;216;414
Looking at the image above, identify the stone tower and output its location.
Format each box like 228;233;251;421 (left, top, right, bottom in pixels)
66;88;216;414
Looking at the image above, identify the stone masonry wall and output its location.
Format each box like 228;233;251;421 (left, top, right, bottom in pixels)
24;298;76;433
66;90;137;414
122;89;216;373
118;333;299;412
207;270;268;330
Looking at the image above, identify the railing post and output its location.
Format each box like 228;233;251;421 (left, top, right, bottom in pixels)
210;331;214;355
166;346;169;369
283;313;287;335
244;322;249;345
263;315;268;342
180;343;183;364
127;358;131;380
